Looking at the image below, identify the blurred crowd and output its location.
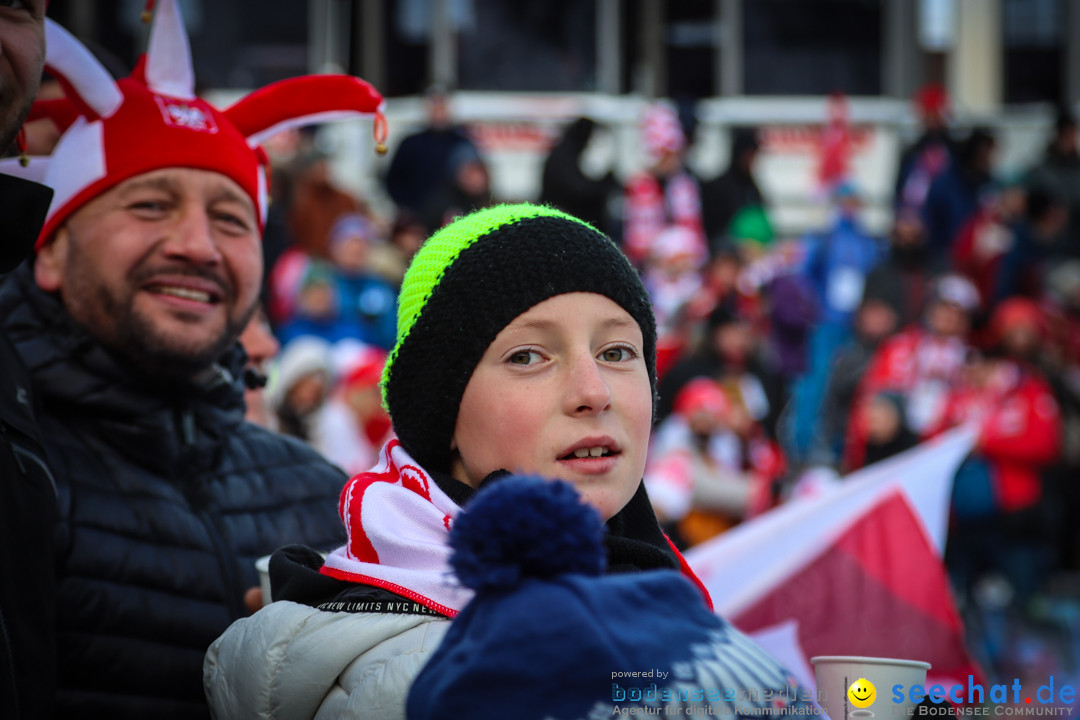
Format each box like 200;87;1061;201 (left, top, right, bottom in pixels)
251;83;1080;680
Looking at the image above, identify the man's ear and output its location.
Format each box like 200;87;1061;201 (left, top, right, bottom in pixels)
34;227;68;292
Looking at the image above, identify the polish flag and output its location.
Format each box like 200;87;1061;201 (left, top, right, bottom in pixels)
685;426;983;690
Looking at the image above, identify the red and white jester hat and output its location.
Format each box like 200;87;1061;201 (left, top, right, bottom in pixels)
16;0;386;249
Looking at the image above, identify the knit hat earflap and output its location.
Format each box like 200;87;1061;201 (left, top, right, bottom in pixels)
382;203;657;473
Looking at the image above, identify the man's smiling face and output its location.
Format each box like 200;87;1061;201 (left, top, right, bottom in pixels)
34;168;263;379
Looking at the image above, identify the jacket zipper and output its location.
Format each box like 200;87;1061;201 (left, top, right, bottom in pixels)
0;421;55;720
10;444;58;497
177;403;245;621
0;420;25;472
0;418;59;506
200;513;245;620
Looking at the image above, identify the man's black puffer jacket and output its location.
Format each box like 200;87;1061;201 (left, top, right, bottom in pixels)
0;264;348;720
0;174;56;720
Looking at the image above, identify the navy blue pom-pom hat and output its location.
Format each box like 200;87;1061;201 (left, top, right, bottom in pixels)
406;476;816;720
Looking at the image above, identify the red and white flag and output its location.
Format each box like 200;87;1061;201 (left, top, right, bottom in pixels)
685;426;983;690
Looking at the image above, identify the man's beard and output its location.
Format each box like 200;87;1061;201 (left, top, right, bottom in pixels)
0;89;35;157
63;246;257;380
104;292;257;380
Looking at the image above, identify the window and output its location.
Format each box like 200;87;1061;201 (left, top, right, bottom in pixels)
666;0;717;99
383;0;434;96
48;0;310;90
1003;0;1064;104
199;0;308;88
743;0;883;96
456;0;598;91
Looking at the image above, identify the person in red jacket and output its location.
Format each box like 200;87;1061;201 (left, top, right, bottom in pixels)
929;301;1062;608
843;273;980;472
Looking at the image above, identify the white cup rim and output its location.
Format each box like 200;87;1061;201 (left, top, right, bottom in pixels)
810;656;931;670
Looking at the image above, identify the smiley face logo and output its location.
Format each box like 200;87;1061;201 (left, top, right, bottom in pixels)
847;678;877;709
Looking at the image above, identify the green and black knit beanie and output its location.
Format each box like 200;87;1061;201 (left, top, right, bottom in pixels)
382;203;657;473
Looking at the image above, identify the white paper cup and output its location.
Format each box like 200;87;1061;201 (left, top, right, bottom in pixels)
255;554;272;606
811;656;931;720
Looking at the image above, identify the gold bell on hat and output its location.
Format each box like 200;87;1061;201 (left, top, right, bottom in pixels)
374;111;389;155
16;128;29;167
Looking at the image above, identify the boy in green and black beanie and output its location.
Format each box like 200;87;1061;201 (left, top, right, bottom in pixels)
205;203;712;720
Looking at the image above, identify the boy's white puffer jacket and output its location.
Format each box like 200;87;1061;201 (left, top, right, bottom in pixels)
204;601;449;720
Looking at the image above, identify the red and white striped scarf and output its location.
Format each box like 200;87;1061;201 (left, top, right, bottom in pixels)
320;438;473;618
320;438;715;617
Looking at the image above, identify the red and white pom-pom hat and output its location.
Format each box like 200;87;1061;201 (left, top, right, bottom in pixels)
13;0;387;249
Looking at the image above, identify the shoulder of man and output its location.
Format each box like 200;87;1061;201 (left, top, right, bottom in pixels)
231;420;347;476
216;421;347;505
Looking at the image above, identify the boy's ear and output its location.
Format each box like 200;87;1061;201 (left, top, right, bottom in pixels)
34;228;69;292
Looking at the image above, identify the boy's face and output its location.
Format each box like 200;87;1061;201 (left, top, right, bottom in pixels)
450;292;652;522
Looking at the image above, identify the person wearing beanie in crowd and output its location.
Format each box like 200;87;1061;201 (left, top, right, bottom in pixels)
275;257;360;346
313;344;393;477
267;335;335;443
927;300;1062;611
786;181;885;465
810;290;903;470
539;115;621;234
657;303;785;440
420;142;494;234
0;3;388;716
384;84;480;220
992;187;1070;303
858;390;920;467
949;182;1032;305
325;212;399;349
922;127;998;266
0;2;56;717
644;377;761;548
842;274;981;472
406;475;814;720
642;225;709;374
895;84;958;219
864;211;942;329
622;102;707;266
204;202;713;719
1024;106;1080;253
700;126;767;247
